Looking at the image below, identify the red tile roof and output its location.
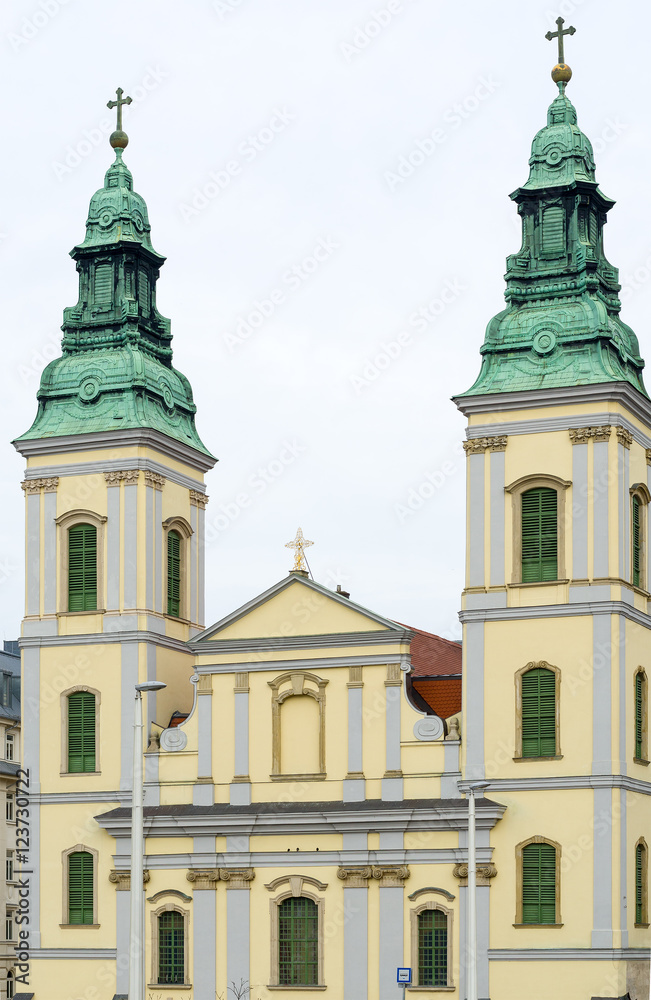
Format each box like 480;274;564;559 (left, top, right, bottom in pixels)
402;626;462;677
412;677;462;719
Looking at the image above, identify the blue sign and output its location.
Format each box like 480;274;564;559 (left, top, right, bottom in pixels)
397;967;412;984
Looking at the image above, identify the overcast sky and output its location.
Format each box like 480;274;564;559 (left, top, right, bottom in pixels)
1;0;650;641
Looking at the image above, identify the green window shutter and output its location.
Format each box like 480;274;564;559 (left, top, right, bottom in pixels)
635;844;646;924
522;842;556;924
542;206;565;257
158;911;185;984
278;897;319;986
68;524;97;611
522;488;557;582
167;530;181;617
94;263;113;304
417;909;448;987
68;851;93;924
521;668;556;757
635;673;645;760
68;691;96;773
632;497;642;588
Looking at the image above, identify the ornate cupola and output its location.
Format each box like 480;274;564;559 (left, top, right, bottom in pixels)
457;25;646;399
15;90;213;462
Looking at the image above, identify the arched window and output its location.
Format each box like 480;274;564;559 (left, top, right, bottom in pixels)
417;908;449;987
630;484;650;590
635;839;648;926
635;670;648;762
68;523;97;611
167;529;181;617
68;851;94;924
521;488;557;582
521;666;557;758
67;691;96;773
633;496;642;587
519;840;558;925
158;910;185;984
278;897;319;986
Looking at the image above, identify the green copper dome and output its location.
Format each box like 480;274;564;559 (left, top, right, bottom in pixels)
458;87;646;399
15;148;214;460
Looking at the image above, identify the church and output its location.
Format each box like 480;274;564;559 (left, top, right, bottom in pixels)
14;24;651;1000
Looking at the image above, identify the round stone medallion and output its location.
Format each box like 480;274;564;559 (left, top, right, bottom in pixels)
413;716;445;742
79;376;101;403
532;330;557;355
160;727;187;752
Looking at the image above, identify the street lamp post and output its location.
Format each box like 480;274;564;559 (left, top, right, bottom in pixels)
129;680;166;1000
460;780;490;1000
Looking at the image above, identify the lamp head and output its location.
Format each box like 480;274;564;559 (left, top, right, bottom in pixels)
135;681;167;693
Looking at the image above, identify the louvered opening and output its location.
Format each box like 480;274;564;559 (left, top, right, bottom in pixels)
158;911;185;984
278;897;319;986
139;268;151;314
521;488;557;582
632;496;642;588
589;211;598;246
635;843;646;924
635;673;645;760
68;851;93;924
68;524;97;611
418;909;448;987
541;206;565;256
68;691;96;773
167;530;181;617
522;668;556;757
94;263;112;304
522;842;556;924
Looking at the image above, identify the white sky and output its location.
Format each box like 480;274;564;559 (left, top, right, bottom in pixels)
1;0;650;641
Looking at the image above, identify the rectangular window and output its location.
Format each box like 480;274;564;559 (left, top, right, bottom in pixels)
636;842;647;925
418;909;448;987
5;733;14;761
633;496;642;588
521;488;558;582
5;793;13;823
5;910;12;941
279;897;319;986
521;668;556;757
68;524;97;612
158;911;185;984
522;842;556;924
67;691;96;773
68;852;94;925
6;851;13;882
635;673;645;761
167;531;181;618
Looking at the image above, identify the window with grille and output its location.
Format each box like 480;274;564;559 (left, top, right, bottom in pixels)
278;897;319;986
635;672;647;761
5;852;13;882
633;496;643;588
68;851;93;924
68;524;97;611
521;667;556;757
521;488;557;582
158;910;185;984
67;691;96;773
5;733;13;761
5;909;13;941
167;530;181;617
522;842;557;924
636;841;647;925
5;794;13;823
417;909;448;987
6;970;13;999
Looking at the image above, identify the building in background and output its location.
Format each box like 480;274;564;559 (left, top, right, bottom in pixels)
0;642;20;1000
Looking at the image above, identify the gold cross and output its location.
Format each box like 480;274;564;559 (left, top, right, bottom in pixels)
107;87;133;131
545;17;575;65
285;527;313;573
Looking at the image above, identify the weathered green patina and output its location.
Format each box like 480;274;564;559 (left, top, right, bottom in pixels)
16;145;214;457
459;85;646;399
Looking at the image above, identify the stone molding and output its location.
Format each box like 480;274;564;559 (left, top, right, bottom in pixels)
616;427;633;449
143;470;166;490
370;865;410;886
453;863;497;887
189;490;209;508
21;477;59;494
104;470;140;486
219;867;255;889
109;869;150;890
463;436;507;454
234;672;249;694
337;865;373;887
569;426;612;444
186;868;219;890
264;874;328;894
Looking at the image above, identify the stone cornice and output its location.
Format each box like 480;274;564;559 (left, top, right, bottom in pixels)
189;489;209;508
454;382;651;423
616;427;633;448
108;869;150;890
143;470;166;490
568;425;611;443
336;865;411;887
21;477;59;494
453;863;497;887
463;436;507;454
13;427;216;472
104;470;140;486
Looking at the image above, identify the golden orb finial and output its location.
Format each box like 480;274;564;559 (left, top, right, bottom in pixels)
109;130;129;149
107;88;133;152
551;63;572;84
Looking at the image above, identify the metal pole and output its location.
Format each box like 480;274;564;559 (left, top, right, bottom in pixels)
129;689;144;1000
467;787;477;1000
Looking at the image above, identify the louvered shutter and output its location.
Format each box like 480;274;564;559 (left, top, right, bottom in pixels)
522;842;556;924
68;524;97;611
635;673;645;760
94;263;112;304
521;668;556;757
521;488;557;582
542;206;565;256
68;851;93;924
635;843;645;924
632;497;642;587
167;531;181;617
68;691;96;773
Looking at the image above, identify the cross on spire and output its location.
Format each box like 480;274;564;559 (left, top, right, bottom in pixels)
285;527;313;574
107;87;132;132
545;17;576;65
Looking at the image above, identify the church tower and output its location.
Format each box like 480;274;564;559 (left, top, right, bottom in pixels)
14;97;215;992
454;28;650;1000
